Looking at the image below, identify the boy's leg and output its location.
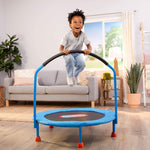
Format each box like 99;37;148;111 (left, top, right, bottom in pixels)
63;55;75;85
63;55;75;77
74;54;85;78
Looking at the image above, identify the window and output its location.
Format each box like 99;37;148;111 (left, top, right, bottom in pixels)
84;14;123;69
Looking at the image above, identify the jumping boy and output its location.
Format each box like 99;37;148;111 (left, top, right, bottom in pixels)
60;9;92;86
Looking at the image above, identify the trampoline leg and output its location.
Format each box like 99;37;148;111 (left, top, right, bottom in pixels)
77;126;84;148
35;123;41;142
111;120;117;137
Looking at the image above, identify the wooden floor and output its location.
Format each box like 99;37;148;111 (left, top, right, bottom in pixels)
0;103;150;150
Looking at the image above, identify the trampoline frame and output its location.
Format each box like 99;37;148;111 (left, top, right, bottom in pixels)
35;108;115;127
33;50;118;148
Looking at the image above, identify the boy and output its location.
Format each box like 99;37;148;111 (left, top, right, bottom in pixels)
60;9;92;86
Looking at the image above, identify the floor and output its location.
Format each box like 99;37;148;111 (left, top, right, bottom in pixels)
0;102;150;150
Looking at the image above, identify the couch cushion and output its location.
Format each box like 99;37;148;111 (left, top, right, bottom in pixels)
8;86;45;94
38;70;58;86
14;77;39;86
55;70;67;85
45;85;88;94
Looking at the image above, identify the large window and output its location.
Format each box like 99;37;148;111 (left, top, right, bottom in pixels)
84;16;123;69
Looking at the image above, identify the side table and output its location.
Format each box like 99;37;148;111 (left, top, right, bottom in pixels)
100;77;123;106
0;86;4;107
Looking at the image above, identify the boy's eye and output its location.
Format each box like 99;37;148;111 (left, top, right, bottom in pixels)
73;21;82;24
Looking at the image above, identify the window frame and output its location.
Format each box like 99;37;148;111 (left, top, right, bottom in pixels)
83;13;123;69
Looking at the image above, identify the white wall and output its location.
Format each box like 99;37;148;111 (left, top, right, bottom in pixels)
1;0;150;103
2;0;150;70
0;0;7;85
0;0;4;37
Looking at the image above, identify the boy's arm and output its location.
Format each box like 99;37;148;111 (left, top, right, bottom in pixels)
84;44;92;55
59;45;70;55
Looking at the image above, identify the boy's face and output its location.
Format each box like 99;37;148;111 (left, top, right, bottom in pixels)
69;16;83;35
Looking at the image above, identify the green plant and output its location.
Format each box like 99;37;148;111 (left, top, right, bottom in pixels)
126;63;144;93
102;72;112;99
103;72;111;80
0;34;22;77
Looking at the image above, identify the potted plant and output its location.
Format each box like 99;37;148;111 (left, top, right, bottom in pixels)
0;34;22;77
126;63;144;108
102;72;112;99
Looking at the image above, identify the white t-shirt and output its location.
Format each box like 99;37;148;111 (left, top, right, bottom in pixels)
60;30;90;50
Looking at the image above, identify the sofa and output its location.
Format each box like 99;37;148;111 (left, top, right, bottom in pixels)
4;70;99;107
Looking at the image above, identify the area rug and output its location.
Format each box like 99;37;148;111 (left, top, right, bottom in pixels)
0;102;95;122
0;103;113;122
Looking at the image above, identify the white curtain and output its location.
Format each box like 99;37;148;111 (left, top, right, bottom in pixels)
122;11;135;103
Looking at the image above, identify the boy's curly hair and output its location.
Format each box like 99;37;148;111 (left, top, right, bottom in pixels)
68;9;85;24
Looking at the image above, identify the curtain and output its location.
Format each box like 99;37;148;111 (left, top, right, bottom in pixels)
122;11;135;103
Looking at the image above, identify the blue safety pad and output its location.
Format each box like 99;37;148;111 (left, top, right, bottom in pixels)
33;108;115;127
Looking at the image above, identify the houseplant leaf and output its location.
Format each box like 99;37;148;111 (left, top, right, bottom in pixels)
126;63;144;93
0;34;22;77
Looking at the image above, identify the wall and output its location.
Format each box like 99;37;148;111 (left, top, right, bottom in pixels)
0;0;4;37
0;0;7;85
2;0;150;69
1;0;150;102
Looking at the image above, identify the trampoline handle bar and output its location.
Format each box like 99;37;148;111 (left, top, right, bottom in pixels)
42;50;108;67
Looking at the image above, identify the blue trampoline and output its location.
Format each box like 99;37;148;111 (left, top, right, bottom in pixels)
33;50;118;148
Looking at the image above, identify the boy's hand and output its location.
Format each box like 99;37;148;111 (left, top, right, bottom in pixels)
84;49;91;55
84;44;92;55
63;49;70;55
59;45;70;55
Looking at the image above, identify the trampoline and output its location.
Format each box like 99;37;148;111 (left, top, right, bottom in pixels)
33;50;118;148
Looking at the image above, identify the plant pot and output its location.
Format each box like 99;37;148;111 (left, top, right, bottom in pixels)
127;93;141;108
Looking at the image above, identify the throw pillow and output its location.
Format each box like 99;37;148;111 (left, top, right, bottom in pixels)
13;69;38;86
79;70;95;86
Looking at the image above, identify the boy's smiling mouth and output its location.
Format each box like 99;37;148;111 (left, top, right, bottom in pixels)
75;27;80;29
